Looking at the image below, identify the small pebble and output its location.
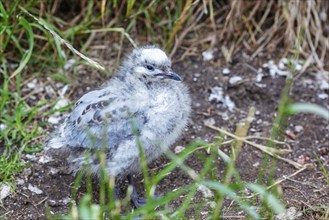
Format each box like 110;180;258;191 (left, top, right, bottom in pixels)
294;125;304;133
203;118;216;126
38;155;53;164
275;207;302;220
256;73;264;82
262;63;269;68
269;68;277;76
194;102;201;107
229;76;242;85
221;112;229;121
207;201;216;209
224;95;236;112
256;83;267;88
56;83;64;88
22;167;32;177
27;82;36;89
61;197;70;205
16;178;25;185
202;50;214;61
64;58;76;70
48;199;58;207
278;60;285;70
29;95;37;100
295;63;302;71
222;68;230;75
28;184;43;195
48;116;61;124
0;183;11;201
174;146;185;154
281;58;289;64
27;79;37;89
319;80;329;90
197;184;214;198
60;85;70;96
25;154;37;161
55;98;69;109
318;93;328;99
49;167;60;176
209;86;224;103
45;85;56;96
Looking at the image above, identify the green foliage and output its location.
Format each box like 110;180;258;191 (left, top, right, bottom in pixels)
314;154;329;187
247;183;285;214
0;1;67;184
0;152;27;184
58;120;286;219
0;63;43;183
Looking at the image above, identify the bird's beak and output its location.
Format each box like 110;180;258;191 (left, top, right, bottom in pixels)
163;71;182;81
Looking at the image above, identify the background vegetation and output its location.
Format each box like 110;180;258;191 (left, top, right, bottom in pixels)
1;0;328;219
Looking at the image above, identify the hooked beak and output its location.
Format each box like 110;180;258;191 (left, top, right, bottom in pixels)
155;71;182;81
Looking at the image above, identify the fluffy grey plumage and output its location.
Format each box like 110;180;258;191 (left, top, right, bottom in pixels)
47;45;191;180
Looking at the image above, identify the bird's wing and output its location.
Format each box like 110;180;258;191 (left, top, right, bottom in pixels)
62;89;146;150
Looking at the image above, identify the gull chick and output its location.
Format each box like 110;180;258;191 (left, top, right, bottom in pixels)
46;45;191;207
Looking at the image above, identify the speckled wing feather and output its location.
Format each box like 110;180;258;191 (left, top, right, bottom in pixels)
49;88;145;152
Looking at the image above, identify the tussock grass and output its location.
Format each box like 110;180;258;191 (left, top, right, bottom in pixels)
2;1;328;70
215;0;328;71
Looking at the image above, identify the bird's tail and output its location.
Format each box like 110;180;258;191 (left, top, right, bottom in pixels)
44;124;70;157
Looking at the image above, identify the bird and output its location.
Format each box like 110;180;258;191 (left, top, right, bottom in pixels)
46;45;191;208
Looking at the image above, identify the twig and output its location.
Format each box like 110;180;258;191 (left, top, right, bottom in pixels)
36;197;48;206
266;166;308;190
243;166;308;200
205;124;303;169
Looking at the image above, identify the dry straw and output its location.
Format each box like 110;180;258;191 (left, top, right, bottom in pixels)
17;1;329;73
178;0;328;72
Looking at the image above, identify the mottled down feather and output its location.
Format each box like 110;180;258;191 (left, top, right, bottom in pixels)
46;45;191;177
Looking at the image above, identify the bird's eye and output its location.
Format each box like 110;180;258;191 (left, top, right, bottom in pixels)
146;65;155;71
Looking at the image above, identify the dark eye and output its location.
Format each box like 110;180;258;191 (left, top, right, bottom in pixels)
146;65;155;71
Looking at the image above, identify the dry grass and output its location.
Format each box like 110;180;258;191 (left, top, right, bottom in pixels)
220;0;328;71
4;0;327;72
176;0;328;72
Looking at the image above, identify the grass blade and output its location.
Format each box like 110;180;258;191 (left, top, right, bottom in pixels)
285;103;329;120
9;17;34;79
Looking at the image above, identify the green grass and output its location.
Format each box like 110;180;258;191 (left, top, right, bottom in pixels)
315;153;329;188
0;1;72;185
0;152;27;185
1;0;329;219
47;108;285;219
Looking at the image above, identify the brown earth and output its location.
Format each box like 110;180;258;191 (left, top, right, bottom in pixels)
1;47;328;219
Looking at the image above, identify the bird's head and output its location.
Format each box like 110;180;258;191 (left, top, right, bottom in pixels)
123;46;182;82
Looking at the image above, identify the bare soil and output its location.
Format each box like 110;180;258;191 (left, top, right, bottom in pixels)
1;48;328;219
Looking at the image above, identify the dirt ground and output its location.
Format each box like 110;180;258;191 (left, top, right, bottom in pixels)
1;46;328;219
